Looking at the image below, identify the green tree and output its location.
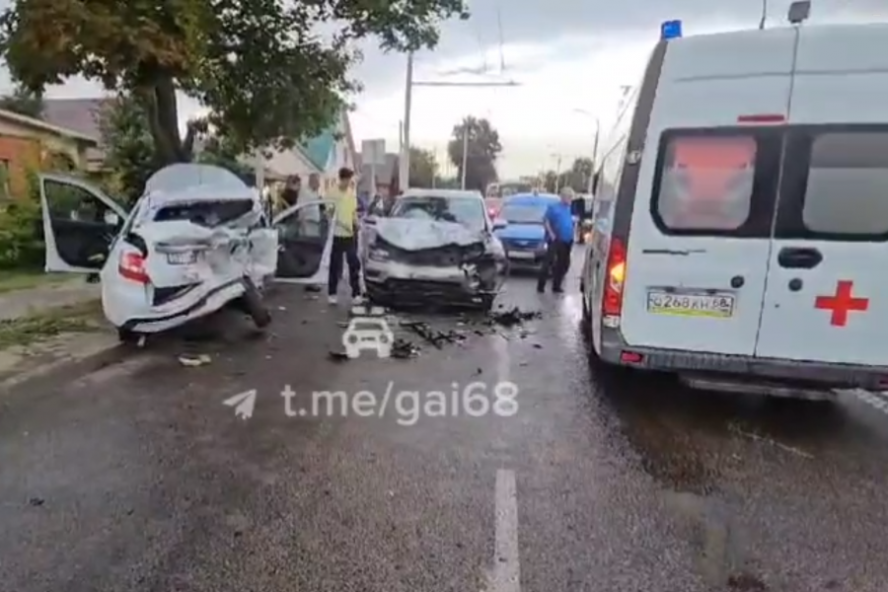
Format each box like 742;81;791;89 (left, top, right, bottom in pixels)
447;116;501;192
0;0;468;166
0;82;42;118
566;157;594;193
409;147;437;188
542;170;558;193
195;132;252;179
99;93;160;204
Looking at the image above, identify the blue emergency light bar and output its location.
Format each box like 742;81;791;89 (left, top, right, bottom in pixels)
661;20;682;40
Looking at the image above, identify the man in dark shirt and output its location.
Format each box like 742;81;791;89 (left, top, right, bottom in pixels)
538;187;576;293
281;175;301;208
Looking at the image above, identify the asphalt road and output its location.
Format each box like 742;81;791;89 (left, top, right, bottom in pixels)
2;253;888;592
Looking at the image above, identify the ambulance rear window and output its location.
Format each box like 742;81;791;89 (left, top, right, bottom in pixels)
654;135;757;231
802;132;888;235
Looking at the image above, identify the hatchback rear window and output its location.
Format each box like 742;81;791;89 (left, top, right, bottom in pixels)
801;132;888;235
153;199;254;227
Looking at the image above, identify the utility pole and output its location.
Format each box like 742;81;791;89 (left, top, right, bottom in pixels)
460;124;470;189
398;53;414;193
400;52;519;191
553;154;563;193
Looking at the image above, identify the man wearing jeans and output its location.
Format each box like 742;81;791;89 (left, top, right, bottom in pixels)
327;167;363;305
537;187;575;294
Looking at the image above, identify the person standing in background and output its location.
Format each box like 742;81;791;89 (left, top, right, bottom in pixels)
302;173;322;202
537;187;576;294
280;175;301;211
326;167;363;305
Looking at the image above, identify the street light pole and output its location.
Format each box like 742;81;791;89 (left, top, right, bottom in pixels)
587;121;600;195
573;109;600;195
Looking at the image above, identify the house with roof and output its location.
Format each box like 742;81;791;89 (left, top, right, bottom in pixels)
254;108;357;192
42;97;358;193
41;98;114;172
0;106;98;200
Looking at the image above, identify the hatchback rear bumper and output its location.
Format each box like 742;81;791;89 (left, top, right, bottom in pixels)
599;328;888;393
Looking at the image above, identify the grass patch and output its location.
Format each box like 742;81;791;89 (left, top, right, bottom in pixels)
0;270;73;295
0;299;105;350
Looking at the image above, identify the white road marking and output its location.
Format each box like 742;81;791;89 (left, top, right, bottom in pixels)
493;330;510;384
493;469;521;592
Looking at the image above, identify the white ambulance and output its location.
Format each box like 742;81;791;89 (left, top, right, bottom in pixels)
580;21;888;397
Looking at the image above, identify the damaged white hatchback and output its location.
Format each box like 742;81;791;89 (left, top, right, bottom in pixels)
363;189;507;311
39;164;339;342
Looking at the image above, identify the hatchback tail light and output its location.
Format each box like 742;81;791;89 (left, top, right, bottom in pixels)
602;237;626;316
119;251;150;284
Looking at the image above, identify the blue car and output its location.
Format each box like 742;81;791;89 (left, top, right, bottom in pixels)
492;192;559;270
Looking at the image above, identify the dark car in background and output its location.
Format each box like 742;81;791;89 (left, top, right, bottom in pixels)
492;192;559;271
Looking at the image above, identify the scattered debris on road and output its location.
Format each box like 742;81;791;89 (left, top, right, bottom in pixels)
391;338;420;359
178;354;212;367
488;306;542;327
399;320;466;349
328;349;350;361
28;497;44;507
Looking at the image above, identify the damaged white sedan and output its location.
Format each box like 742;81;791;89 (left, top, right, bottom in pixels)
39;164;339;342
363;189;507;311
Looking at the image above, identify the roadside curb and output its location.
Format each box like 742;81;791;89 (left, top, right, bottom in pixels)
0;340;135;396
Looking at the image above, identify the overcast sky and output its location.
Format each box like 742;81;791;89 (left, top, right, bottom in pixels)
4;0;887;179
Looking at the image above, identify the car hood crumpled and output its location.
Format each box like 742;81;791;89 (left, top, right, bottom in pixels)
373;218;485;251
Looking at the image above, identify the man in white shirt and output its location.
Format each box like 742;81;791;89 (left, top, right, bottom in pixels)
302;173;322;202
294;173;324;237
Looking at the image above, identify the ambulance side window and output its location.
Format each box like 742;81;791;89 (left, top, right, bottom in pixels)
802;131;888;236
650;129;782;238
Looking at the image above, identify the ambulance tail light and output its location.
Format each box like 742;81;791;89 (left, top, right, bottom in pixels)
603;237;626;316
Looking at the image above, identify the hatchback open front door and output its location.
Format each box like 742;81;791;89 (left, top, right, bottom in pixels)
38;173;128;274
272;199;337;284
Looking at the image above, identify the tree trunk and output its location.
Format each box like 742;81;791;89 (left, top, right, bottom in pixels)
138;73;189;165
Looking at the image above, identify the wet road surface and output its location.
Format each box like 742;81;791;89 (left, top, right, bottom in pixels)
2;255;888;592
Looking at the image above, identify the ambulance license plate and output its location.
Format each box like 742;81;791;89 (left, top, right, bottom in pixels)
646;291;735;318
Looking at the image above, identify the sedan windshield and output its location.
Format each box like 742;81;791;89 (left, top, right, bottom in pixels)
499;203;548;224
390;196;486;232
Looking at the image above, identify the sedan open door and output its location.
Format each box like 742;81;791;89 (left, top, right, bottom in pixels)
272;199;338;285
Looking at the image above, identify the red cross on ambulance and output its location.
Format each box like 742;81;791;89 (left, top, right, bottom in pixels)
814;280;869;327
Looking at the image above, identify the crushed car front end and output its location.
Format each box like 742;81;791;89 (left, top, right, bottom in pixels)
364;219;506;309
